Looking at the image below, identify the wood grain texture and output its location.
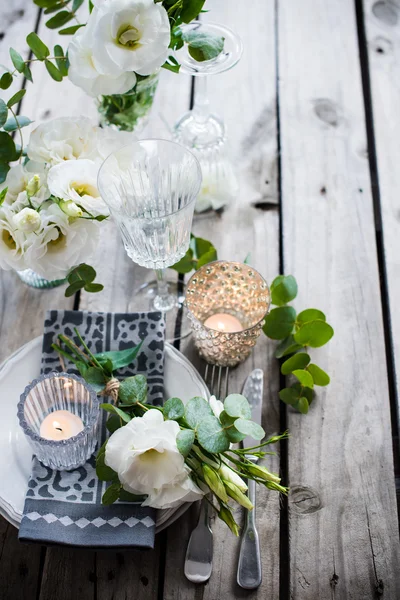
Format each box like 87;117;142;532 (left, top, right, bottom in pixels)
278;0;400;597
162;1;282;598
39;548;95;600
0;525;42;600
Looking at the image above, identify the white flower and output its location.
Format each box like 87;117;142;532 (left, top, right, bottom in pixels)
0;205;29;270
209;395;224;418
27;203;100;280
195;159;239;213
0;162;49;208
47;159;107;217
59;200;83;218
91;0;170;76
13;207;41;233
105;409;204;509
218;464;248;492
68;26;137;97
94;127;136;162
27;117;99;166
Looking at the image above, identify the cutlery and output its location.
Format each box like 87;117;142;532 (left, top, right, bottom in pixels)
237;368;263;590
184;364;229;584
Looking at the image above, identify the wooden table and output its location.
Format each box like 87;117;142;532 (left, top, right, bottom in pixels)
1;0;400;598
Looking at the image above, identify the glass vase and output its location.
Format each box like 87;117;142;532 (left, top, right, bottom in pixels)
97;73;160;133
17;269;66;289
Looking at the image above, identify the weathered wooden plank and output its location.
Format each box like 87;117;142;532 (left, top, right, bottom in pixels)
162;1;282;598
39;548;95;600
0;524;42;600
278;0;400;597
362;1;400;421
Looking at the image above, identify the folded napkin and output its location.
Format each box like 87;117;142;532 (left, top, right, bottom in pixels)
19;309;165;549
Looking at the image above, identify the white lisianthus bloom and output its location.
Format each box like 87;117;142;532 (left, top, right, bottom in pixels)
0;162;49;208
27;203;99;280
105;409;204;509
13;207;42;233
218;464;248;492
209;395;224;418
27;117;99;166
47;159;107;217
68;26;137;97
195;159;239;213
91;0;170;76
0;205;29;270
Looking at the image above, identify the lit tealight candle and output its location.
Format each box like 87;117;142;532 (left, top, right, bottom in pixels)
203;313;244;333
40;410;84;441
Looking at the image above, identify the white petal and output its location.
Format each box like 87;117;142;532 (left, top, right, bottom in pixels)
104;424;135;473
143;475;204;509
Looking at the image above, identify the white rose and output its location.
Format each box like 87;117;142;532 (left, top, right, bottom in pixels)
27;203;100;279
0;205;29;270
105;409;204;509
13;207;42;233
68;26;137;97
91;0;170;76
209;395;224;418
27;117;99;166
47;159;107;217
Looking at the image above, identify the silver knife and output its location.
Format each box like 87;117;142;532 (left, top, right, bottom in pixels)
237;368;263;590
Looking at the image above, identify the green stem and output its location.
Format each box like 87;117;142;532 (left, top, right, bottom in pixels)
8;106;23;164
73;328;103;369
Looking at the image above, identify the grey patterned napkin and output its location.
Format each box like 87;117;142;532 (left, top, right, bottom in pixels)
19;310;165;549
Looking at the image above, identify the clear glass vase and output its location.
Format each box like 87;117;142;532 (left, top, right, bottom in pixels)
17;269;66;289
97;73;160;133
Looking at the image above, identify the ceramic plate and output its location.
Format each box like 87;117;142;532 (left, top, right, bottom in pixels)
0;337;208;534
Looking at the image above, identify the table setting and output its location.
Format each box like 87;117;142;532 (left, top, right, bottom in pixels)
1;0;400;599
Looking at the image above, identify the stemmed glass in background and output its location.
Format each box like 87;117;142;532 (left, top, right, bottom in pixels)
173;21;243;212
97;140;202;340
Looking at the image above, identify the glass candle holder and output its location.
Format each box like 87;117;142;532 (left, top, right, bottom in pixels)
17;373;100;470
185;261;271;367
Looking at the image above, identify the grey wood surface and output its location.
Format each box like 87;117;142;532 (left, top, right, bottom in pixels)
0;0;399;599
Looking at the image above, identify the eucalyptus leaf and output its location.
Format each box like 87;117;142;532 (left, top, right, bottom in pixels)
96;447;118;481
118;374;147;404
292;369;314;388
106;414;123;434
65;280;85;297
0;163;9;184
85;366;106;392
225;426;246;443
307;364;330;386
102;482;121;505
22;63;33;82
99;403;131;423
292;383;314;404
7;89;26;108
279;387;300;406
84;283;104;293
294;320;334;348
59;24;85;34
26;32;50;60
0;72;13;90
183;30;224;62
94;342;143;371
234;418;265;440
0;133;16;162
281;352;310;375
170;248;194;273
68;263;96;284
0;100;7;128
176;429;195;457
118;489;145;502
163;397;185;420
46;10;74;29
274;335;302;358
295;397;309;414
197;416;230;453
263;306;296;340
3;116;32;132
224;394;251;419
185;396;213;429
9;48;25;73
297;308;326;325
162;58;180;73
72;0;84;10
270;274;298;306
54;45;68;76
180;0;206;23
45;59;63;82
219;410;235;427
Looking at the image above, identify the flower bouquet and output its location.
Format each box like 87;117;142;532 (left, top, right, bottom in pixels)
0;116;130;289
54;329;288;535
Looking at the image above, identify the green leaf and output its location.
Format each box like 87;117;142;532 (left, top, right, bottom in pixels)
7;89;26;108
219;411;246;441
185;396;213;429
292;369;314;389
72;0;84;10
197;416;230;453
190;235;218;268
297;308;326;325
0;163;10;184
0;187;8;206
243;252;252;265
162;58;180;74
263;306;296;340
118;374;147;404
85;366;106;392
65;281;85;297
3;115;32;132
163;397;185;420
0;100;7;128
281;352;310;375
106;414;123;434
34;0;63;7
183;30;225;62
44;2;71;14
279;387;300;406
294;320;334;348
295;397;309;414
307;364;330;386
0;73;13;90
68;263;96;284
270;275;298;306
292;383;314;404
100;402;131;423
9;48;25;73
84;283;104;293
234;418;265;440
118;489;145;502
180;0;206;23
275;335;302;358
0;133;16;162
54;45;68;76
59;24;85;35
170;248;194;273
94;342;143;371
96;446;118;481
224;394;251;419
102;482;121;505
26;32;50;60
46;10;74;29
22;64;33;82
176;429;195;457
225;427;247;443
45;59;63;82
197;248;218;269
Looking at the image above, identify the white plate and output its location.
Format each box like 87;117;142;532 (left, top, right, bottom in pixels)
0;337;208;534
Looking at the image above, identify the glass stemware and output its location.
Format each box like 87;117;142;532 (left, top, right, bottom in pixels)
97;140;202;340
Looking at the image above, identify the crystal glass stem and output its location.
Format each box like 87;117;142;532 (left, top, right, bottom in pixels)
153;269;177;312
192;76;210;125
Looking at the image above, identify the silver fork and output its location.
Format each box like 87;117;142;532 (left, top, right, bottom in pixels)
184;364;230;584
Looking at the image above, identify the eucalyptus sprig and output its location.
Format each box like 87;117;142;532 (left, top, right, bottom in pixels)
170;233;218;274
263;275;334;414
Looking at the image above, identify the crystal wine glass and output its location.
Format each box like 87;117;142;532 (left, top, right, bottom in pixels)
97;140;202;341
